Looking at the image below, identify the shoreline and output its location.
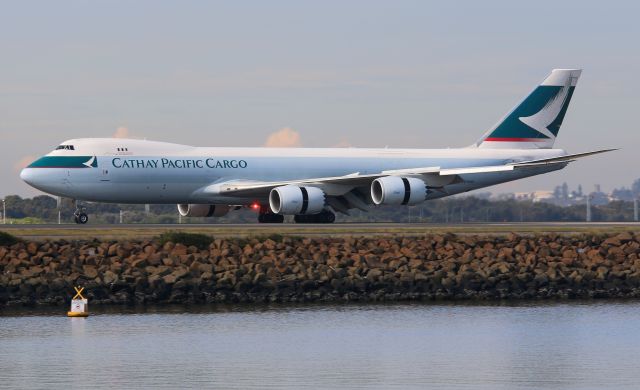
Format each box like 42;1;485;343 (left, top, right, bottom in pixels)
2;232;640;306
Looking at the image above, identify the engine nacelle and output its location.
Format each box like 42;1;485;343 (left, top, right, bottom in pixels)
269;185;325;215
371;176;427;206
177;204;231;217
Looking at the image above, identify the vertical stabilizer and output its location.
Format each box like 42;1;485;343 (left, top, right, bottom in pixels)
476;69;581;149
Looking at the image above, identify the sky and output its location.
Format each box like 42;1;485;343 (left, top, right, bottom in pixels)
1;0;639;198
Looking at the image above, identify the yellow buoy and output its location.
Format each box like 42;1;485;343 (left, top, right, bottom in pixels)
67;286;89;317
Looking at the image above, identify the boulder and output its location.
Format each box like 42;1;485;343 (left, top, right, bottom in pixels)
103;270;118;284
163;274;176;284
107;243;119;256
83;266;98;279
26;242;39;255
171;267;190;281
131;258;148;269
366;268;383;280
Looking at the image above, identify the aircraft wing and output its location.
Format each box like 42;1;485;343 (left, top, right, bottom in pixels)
440;149;616;175
201;167;440;198
202;148;615;198
507;149;617;167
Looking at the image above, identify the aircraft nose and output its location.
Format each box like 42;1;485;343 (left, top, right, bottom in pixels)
20;166;68;194
20;167;35;185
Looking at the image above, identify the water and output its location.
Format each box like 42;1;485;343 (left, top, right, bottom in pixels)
2;301;640;389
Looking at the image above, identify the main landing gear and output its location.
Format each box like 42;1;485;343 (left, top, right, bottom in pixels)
258;207;284;223
256;206;336;224
294;210;335;224
73;204;89;224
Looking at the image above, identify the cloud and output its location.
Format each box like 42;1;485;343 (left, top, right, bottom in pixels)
264;127;302;147
113;126;130;138
14;155;36;172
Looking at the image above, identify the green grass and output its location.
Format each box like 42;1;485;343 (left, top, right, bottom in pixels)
5;217;47;224
3;223;640;241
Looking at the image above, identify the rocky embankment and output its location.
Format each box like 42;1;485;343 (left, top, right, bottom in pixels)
2;232;640;306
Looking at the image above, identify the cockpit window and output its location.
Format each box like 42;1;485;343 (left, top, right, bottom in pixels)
55;145;75;150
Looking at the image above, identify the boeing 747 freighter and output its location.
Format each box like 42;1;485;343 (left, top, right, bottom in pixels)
21;69;613;223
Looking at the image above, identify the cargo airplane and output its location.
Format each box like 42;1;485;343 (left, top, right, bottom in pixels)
21;69;612;224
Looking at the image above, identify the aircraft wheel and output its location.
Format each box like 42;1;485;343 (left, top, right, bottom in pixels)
77;213;89;224
323;212;336;223
295;212;335;223
294;215;308;223
258;213;284;223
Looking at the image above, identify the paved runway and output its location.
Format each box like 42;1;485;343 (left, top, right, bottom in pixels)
3;222;640;229
2;222;639;240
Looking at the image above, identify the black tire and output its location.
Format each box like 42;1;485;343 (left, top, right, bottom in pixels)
77;213;89;224
295;212;335;223
259;213;284;223
324;212;336;223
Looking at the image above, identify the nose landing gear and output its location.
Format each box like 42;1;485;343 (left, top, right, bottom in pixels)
73;205;89;224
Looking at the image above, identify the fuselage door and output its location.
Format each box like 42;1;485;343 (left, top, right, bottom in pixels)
101;168;110;182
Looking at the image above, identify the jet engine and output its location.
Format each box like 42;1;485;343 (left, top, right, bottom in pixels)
269;185;325;215
177;204;231;217
371;176;427;206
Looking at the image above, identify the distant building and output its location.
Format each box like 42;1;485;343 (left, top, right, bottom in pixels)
513;191;555;203
493;180;639;207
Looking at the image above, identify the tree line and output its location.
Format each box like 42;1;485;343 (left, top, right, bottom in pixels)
2;194;638;224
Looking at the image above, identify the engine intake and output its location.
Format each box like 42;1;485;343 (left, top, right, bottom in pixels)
177;204;230;217
269;185;325;215
371;176;427;206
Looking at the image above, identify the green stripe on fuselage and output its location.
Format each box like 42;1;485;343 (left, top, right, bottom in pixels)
28;156;97;168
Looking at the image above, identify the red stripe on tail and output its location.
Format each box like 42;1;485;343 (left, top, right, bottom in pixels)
484;137;547;142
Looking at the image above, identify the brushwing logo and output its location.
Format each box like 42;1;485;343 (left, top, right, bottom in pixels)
83;156;98;168
518;77;573;140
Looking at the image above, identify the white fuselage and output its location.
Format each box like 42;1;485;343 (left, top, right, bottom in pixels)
20;138;566;205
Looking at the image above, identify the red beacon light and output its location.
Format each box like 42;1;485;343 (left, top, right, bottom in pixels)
250;202;260;211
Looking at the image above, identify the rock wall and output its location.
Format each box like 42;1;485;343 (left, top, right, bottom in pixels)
2;232;640;306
